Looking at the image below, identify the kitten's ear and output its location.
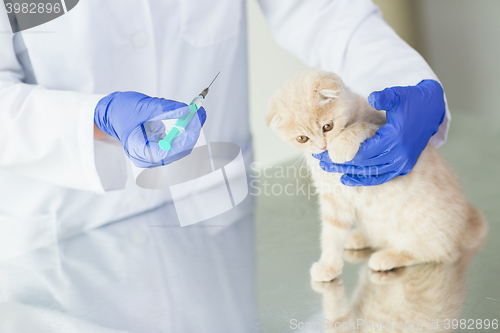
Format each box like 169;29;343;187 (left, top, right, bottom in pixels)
319;89;339;106
266;112;283;129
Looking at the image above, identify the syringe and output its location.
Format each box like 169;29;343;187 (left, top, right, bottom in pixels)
158;72;220;151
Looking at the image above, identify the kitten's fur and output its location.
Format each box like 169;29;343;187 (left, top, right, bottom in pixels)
311;241;482;333
267;70;486;281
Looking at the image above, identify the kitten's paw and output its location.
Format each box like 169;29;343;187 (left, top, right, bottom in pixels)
310;260;343;282
327;141;360;164
369;267;406;285
368;249;416;272
369;250;398;271
344;229;370;250
311;279;344;294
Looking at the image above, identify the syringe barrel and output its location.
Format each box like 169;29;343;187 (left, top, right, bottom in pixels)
158;95;204;151
191;95;204;108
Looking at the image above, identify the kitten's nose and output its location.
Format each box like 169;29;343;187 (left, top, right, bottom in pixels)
320;146;327;151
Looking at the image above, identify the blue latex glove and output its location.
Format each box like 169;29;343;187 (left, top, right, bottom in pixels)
94;92;206;168
313;80;446;186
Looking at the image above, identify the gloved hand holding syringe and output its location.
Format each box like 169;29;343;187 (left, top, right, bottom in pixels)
95;71;249;226
94;73;219;168
159;72;220;151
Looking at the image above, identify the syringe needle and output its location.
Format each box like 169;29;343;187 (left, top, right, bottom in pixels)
200;72;220;98
207;72;220;90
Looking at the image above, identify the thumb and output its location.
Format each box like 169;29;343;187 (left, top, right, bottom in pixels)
368;88;400;111
159;99;191;120
146;99;190;123
197;107;207;127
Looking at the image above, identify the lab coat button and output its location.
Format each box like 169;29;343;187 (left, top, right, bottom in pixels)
132;32;149;48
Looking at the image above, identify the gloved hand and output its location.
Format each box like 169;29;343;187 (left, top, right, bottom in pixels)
313;80;446;186
94;92;206;168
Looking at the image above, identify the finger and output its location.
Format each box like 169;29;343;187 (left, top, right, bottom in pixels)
184;108;204;133
312;151;331;162
340;171;399;187
140;125;168;164
142;120;166;142
350;126;397;166
351;149;395;167
183;107;206;132
197;107;207;126
143;125;196;166
418;79;444;98
124;125;167;168
320;159;402;176
147;100;190;122
159;99;191;118
320;161;382;176
368;88;400;111
319;161;352;173
161;132;198;165
167;116;202;158
133;138;191;168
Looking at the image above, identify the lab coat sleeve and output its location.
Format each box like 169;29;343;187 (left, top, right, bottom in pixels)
0;19;119;193
256;0;450;147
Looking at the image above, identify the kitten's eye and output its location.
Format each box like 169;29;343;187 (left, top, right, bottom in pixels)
323;121;333;132
296;136;309;143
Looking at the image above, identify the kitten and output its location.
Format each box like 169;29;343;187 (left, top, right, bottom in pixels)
266;70;486;282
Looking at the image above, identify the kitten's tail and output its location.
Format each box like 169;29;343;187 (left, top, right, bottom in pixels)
460;204;487;252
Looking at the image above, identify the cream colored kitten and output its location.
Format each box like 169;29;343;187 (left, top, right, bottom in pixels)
267;70;486;282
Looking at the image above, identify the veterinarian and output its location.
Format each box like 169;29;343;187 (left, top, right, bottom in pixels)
0;0;448;245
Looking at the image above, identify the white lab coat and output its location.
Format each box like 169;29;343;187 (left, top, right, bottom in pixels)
0;0;449;256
